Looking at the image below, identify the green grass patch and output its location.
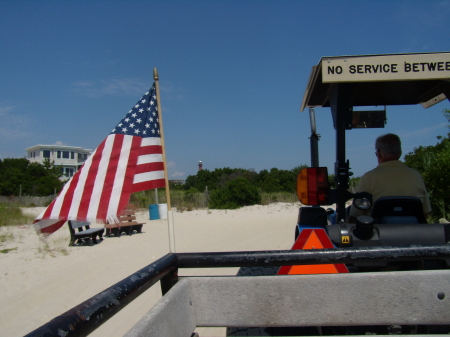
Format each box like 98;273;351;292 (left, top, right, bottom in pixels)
1;247;17;254
0;231;13;243
260;192;297;204
0;203;35;227
36;233;70;258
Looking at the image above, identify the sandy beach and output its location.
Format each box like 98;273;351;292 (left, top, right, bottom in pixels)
0;202;301;336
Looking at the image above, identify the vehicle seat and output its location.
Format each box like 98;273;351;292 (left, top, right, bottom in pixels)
370;196;427;224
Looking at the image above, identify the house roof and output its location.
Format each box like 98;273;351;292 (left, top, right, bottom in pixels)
25;144;92;152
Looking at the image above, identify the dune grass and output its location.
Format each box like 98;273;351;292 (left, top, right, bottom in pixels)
0;203;36;227
0;229;15;245
0;203;35;252
36;235;70;257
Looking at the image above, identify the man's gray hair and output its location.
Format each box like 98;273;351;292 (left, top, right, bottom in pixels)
375;133;402;159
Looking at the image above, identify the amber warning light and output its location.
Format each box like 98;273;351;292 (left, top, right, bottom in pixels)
297;167;329;205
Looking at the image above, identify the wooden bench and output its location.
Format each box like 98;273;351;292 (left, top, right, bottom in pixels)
104;210;145;237
68;221;105;246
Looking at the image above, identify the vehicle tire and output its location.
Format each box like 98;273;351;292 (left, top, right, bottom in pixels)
226;266;319;336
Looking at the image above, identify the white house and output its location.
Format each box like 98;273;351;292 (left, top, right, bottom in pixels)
25;144;92;180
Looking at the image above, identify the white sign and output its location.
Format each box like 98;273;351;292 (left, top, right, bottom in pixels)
321;53;450;83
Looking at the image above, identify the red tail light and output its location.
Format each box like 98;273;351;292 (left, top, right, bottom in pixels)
297;167;329;205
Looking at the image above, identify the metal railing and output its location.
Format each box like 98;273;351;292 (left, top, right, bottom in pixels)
25;245;450;337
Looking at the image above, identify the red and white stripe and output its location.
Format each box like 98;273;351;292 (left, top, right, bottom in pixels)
34;134;165;236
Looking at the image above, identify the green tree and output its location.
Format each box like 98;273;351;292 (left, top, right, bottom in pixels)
184;167;255;191
0;158;63;196
292;165;308;174
184;169;213;191
184;165;309;195
256;166;307;193
404;109;450;220
42;157;63;179
208;177;261;209
0;158;30;195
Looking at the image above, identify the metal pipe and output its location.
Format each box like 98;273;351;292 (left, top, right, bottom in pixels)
176;245;450;268
328;83;354;222
309;107;319;167
25;253;178;337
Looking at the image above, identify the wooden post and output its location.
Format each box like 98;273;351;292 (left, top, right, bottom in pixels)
153;68;175;252
153;68;171;211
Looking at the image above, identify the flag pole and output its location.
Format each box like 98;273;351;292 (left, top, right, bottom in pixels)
153;68;175;252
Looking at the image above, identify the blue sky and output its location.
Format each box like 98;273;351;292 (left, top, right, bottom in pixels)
1;0;449;180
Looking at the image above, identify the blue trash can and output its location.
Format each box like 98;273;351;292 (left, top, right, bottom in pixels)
149;204;160;220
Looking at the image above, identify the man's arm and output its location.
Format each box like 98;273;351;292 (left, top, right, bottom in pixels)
347;174;369;223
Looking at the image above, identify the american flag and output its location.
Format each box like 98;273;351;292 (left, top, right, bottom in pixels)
34;84;166;236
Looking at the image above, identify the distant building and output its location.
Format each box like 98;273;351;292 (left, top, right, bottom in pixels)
25;144;92;180
169;179;185;185
198;160;203;171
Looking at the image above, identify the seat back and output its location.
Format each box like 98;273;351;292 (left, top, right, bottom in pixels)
69;220;90;229
371;196;427;224
118;212;137;224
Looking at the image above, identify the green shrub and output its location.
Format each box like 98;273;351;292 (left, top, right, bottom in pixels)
208;177;261;209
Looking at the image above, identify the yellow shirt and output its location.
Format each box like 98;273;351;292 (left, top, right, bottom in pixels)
349;160;431;217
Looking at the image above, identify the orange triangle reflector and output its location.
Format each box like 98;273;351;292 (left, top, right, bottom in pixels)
278;229;348;275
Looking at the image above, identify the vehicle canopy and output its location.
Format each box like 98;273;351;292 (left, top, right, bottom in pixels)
300;52;450;222
301;52;450;110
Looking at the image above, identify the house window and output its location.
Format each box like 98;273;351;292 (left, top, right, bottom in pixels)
63;167;74;177
71;152;75;159
62;151;70;159
57;151;61;159
66;168;74;177
43;150;50;158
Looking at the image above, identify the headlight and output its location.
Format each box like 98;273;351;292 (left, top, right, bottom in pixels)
353;192;373;211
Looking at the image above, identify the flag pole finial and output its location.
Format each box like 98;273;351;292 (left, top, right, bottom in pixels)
153;68;159;81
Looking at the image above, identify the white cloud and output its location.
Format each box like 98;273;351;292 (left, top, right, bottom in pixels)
0;105;31;140
166;161;185;178
396;2;450;51
159;82;186;101
72;79;188;107
72;81;95;87
72;78;148;97
0;106;15;115
399;122;448;139
171;171;185;178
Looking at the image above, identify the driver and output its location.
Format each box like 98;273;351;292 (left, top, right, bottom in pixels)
347;133;431;223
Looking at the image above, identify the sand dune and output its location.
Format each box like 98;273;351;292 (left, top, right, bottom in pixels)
0;203;301;336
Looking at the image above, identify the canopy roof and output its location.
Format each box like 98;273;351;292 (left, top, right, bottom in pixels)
300;52;450;111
